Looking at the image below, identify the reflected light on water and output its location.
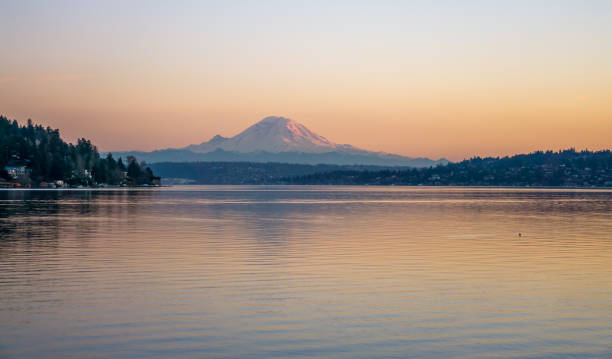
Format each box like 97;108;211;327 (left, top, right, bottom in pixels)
1;186;611;358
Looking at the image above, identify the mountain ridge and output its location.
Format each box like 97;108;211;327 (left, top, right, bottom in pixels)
185;116;364;154
110;116;448;167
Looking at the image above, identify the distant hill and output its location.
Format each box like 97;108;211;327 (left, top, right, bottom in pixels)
150;149;612;187
111;116;447;167
149;162;410;185
282;149;612;187
118;148;445;167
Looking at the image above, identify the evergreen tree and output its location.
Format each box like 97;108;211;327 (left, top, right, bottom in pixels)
127;156;142;180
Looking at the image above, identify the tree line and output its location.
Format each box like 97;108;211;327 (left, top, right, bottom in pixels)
283;149;612;187
0;115;159;186
149;161;406;185
150;149;612;187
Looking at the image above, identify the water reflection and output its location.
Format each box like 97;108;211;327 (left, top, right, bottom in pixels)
0;187;611;359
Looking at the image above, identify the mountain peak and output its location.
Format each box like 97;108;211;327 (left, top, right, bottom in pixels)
251;116;303;135
232;116;339;153
250;116;297;133
209;134;227;143
258;116;293;125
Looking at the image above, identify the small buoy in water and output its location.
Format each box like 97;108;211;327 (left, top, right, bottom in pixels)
518;232;522;237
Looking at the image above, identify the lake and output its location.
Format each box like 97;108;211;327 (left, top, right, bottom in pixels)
1;186;611;358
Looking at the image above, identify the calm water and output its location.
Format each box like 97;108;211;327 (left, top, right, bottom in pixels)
1;186;611;359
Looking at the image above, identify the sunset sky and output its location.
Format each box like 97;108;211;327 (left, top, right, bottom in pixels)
1;1;610;161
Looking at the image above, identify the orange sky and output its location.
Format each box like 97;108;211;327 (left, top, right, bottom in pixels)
1;1;611;161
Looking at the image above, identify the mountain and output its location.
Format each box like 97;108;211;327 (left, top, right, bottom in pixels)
111;116;448;167
185;116;360;154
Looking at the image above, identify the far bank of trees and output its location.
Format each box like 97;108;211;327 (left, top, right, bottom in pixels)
149;150;612;187
285;149;612;187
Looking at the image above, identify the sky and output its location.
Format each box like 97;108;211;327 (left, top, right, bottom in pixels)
0;0;611;161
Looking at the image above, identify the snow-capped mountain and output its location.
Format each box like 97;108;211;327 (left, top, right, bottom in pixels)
110;116;448;167
185;116;361;154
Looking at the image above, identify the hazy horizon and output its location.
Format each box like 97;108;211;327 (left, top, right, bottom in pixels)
1;1;611;161
2;114;608;162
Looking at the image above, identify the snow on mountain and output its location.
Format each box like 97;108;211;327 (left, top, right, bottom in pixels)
186;116;363;154
111;116;448;166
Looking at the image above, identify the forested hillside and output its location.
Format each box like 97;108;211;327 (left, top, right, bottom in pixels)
150;162;407;184
285;150;612;187
0;115;159;186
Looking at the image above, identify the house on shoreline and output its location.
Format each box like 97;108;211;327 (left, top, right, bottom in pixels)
4;166;30;180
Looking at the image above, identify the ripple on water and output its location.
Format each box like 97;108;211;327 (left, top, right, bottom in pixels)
0;186;611;359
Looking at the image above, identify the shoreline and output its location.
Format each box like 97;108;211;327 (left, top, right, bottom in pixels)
1;184;611;191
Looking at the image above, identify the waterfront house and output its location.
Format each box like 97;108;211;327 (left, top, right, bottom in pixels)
4;166;31;181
